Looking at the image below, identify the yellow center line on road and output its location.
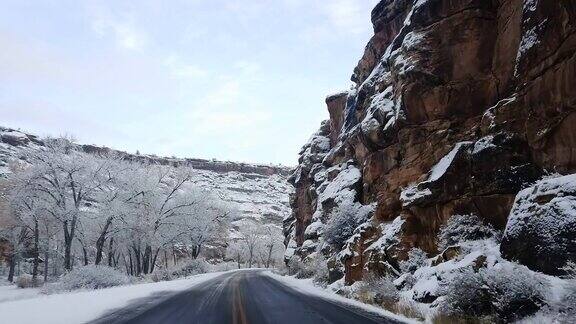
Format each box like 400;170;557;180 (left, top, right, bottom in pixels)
232;274;249;324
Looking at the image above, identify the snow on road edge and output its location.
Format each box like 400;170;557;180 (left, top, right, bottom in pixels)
263;271;419;324
0;272;224;324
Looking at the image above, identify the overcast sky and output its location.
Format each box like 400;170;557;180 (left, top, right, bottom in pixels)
0;0;379;166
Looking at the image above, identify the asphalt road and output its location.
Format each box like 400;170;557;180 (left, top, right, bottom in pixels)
90;270;405;324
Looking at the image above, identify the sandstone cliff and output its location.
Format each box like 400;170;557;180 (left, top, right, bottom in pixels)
285;0;576;288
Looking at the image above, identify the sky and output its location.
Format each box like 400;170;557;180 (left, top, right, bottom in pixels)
0;0;379;166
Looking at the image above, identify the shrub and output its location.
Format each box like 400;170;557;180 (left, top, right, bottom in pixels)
171;258;210;278
438;214;499;250
324;202;371;248
519;282;576;324
295;261;316;279
557;282;576;322
309;255;329;285
561;261;576;280
287;258;306;277
443;269;493;319
400;248;428;274
56;265;130;291
394;273;416;291
286;254;328;282
16;274;36;288
443;264;550;322
356;273;399;308
148;269;173;283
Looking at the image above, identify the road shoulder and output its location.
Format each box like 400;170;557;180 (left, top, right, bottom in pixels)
263;271;419;324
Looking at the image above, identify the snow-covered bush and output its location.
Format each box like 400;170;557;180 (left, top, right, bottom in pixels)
147;269;173;283
400;248;428;274
286;258;305;276
309;255;329;285
210;261;239;272
294;260;316;279
56;265;130;291
520;280;576;324
16;274;35;288
171;258;210;278
438;214;499;250
394;273;416;291
286;254;328;282
443;264;550;321
356;273;399;307
557;282;576;321
324;202;370;248
562;261;576;279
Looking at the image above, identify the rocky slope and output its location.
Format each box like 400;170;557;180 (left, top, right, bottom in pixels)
0;126;293;232
285;0;576;287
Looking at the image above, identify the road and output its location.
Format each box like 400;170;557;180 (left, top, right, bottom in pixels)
90;270;405;324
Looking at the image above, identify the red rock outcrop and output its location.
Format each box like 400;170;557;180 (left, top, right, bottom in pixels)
285;0;576;284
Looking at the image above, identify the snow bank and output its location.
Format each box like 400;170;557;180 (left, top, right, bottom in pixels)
0;272;224;324
0;284;41;303
263;271;416;324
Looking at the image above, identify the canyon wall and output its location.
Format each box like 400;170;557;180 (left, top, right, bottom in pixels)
0;126;292;238
284;0;576;283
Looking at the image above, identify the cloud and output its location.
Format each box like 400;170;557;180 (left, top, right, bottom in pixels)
297;0;379;43
324;0;371;34
89;6;147;50
1;0;377;164
185;78;272;135
163;55;209;79
234;61;261;76
202;79;242;107
0;31;62;80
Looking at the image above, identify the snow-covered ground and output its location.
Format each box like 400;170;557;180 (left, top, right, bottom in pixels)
264;272;418;324
0;272;224;324
0;282;41;303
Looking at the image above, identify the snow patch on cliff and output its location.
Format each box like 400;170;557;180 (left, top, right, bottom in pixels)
428;142;472;182
318;165;361;205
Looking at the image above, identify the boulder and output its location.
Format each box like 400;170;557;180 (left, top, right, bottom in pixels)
1;131;30;146
501;174;576;275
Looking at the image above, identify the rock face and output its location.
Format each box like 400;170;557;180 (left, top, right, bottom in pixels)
285;0;576;284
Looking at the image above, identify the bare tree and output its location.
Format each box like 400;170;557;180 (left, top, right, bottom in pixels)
260;225;283;268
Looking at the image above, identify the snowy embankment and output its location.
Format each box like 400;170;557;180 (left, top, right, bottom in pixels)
0;283;41;303
264;272;418;324
0;272;224;324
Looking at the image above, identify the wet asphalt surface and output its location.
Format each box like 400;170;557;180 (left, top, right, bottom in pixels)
91;270;400;324
90;270;405;324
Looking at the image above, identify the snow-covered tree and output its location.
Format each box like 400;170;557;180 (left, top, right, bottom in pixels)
258;224;284;268
1;136;237;280
226;240;247;269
